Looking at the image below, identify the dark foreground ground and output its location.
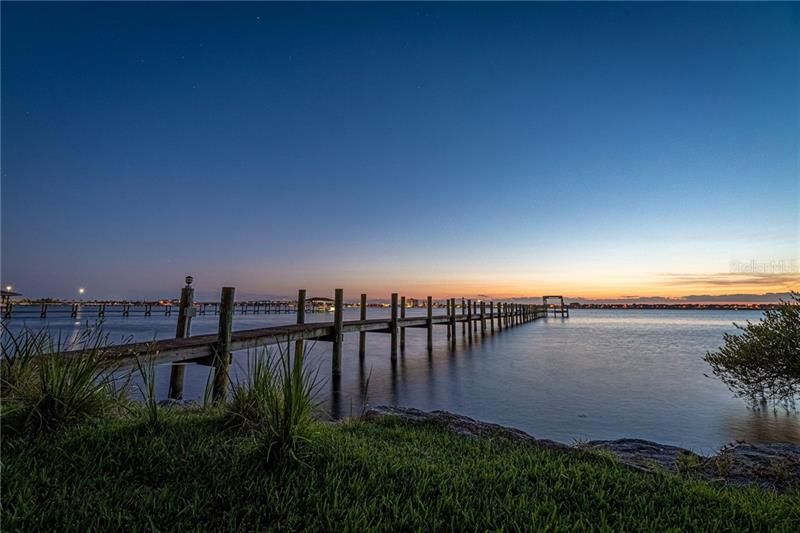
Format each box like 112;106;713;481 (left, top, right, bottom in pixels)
3;410;798;531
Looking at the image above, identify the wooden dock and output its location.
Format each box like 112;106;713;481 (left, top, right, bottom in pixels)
26;277;566;402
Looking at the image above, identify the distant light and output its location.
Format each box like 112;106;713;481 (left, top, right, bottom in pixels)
5;285;11;291
78;288;85;294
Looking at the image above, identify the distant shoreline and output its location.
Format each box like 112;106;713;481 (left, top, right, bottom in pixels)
566;303;778;311
3;299;779;311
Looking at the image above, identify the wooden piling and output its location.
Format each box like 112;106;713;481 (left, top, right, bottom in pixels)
359;293;367;359
40;303;48;318
450;298;457;346
467;299;473;341
445;298;451;340
212;287;235;402
390;293;399;359
498;303;502;329
489;302;494;333
400;296;406;351
496;302;502;330
332;288;344;376
169;279;195;400
426;296;433;351
461;297;466;335
480;301;486;334
295;289;306;363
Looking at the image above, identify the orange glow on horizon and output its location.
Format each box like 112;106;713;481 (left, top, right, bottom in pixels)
235;271;798;302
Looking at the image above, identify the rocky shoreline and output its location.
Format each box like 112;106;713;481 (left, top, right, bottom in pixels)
364;406;800;492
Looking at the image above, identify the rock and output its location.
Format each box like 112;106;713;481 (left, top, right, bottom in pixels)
364;405;800;492
364;405;569;451
584;439;701;473
709;442;800;490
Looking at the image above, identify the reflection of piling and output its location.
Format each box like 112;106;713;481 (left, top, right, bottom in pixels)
446;299;451;340
426;296;433;351
358;293;367;359
467;300;473;342
331;289;344;376
390;293;399;360
450;298;457;347
400;296;406;352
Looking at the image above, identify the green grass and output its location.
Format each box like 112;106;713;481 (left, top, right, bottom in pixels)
3;412;798;531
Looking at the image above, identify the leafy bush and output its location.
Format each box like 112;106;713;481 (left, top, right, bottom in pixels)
225;341;321;465
704;293;800;407
1;326;125;436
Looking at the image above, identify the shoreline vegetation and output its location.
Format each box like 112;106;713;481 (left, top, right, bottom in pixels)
3;406;798;531
3;323;799;530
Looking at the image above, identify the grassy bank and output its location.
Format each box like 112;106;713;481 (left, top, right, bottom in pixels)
3;411;798;531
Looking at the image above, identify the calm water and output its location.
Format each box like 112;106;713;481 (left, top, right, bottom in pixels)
4;307;798;452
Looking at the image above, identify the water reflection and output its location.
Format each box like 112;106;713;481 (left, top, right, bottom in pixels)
5;308;799;450
722;408;800;445
329;374;342;420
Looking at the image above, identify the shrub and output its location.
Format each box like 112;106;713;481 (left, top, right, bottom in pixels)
704;293;800;407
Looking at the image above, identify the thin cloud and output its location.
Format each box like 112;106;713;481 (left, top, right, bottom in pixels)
658;272;800;287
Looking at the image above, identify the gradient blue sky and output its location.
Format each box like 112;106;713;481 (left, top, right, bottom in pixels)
2;2;798;301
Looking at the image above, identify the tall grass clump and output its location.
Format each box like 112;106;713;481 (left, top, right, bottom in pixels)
225;340;321;465
133;347;161;429
1;325;124;437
